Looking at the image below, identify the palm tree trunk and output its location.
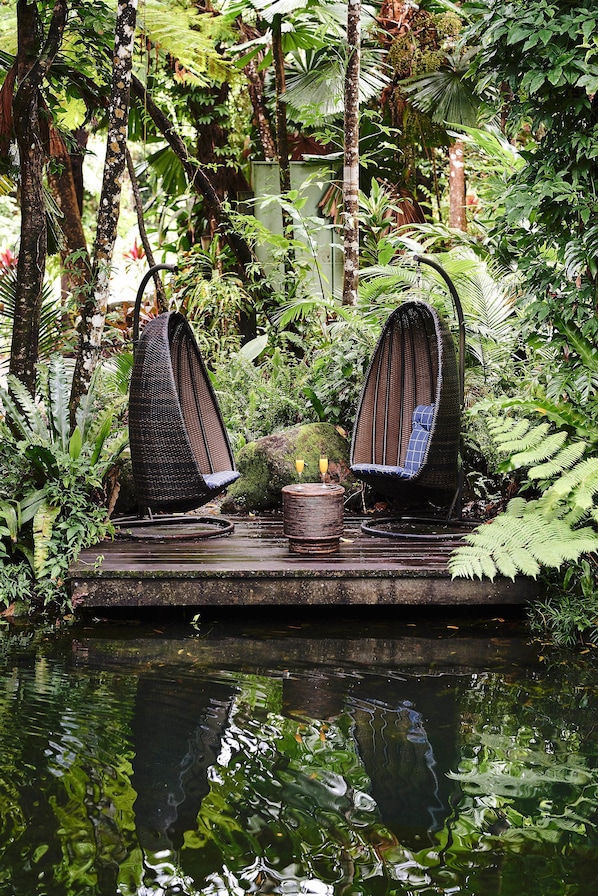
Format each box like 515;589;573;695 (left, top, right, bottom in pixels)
272;15;290;196
10;0;67;394
69;0;137;419
448;139;467;231
342;0;361;306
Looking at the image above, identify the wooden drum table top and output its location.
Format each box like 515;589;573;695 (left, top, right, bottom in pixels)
282;483;345;554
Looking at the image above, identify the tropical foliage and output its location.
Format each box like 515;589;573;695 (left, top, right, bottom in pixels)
449;409;598;581
0;0;597;641
0;358;126;615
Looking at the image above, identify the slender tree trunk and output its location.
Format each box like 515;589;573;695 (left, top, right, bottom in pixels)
245;55;276;160
448;139;467;231
70;0;138;420
271;13;295;265
10;0;67;394
130;75;259;279
47;127;92;312
272;16;290;195
342;0;361;306
125;147;167;312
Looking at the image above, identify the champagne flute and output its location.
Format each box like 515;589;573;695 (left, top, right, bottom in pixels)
319;454;328;485
295;457;305;488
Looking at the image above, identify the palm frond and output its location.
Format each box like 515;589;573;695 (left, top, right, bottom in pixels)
401;50;480;127
141;0;238;85
0;267;65;361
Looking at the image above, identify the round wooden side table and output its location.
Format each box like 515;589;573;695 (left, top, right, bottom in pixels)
282;483;345;554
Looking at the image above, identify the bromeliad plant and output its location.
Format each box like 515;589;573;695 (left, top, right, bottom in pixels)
0;357;126;616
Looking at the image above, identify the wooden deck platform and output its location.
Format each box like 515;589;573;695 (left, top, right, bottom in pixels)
70;514;536;609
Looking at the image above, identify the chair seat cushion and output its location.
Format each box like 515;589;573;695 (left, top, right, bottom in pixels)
203;470;240;491
351;463;413;479
351;404;435;481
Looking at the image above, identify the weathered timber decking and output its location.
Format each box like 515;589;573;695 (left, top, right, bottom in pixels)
70;514;537;609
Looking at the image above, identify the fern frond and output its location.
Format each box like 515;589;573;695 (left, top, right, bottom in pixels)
450;499;598;581
141;2;237;85
529;441;587;481
496;422;551;456
447;541;499;580
548;457;598;508
509;430;569;469
486;416;531;442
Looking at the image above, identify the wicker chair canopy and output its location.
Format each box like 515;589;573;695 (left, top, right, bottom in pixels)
128;266;239;517
350;256;464;515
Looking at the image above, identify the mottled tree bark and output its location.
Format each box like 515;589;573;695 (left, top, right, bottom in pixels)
10;0;67;394
70;0;138;417
342;0;361;306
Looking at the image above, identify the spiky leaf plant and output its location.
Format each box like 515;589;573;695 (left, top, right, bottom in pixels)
0;357;127;616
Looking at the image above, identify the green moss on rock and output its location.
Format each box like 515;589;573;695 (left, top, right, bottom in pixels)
223;422;356;512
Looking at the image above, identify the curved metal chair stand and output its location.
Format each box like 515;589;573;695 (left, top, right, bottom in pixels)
115;264;239;540
350;255;467;539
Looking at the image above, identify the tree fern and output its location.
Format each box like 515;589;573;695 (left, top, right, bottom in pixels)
528;441;586;481
451;410;598;581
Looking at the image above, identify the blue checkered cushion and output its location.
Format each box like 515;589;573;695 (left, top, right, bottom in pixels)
351;404;435;480
403;404;434;474
203;470;240;491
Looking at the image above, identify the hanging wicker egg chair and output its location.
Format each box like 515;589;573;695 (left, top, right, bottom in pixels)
350;256;465;530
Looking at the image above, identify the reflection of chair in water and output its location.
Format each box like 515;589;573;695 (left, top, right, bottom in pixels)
350;256;465;526
124;264;239;535
130;675;234;851
349;695;450;840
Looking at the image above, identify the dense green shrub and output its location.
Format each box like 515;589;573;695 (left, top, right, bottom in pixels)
0;360;126;617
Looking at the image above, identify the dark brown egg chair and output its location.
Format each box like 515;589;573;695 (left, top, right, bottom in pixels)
350;256;465;534
122;265;239;538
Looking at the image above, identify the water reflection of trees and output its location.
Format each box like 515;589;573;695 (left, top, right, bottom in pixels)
1;644;598;895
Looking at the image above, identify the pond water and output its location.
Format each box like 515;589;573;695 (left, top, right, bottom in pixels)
1;608;597;896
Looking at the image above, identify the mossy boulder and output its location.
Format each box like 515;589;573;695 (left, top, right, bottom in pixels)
222;422;355;512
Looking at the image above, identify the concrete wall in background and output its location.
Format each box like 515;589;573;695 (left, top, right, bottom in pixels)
251;161;343;300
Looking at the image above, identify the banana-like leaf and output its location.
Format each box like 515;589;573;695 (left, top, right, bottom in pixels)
69;426;83;461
